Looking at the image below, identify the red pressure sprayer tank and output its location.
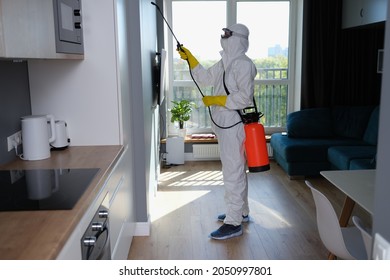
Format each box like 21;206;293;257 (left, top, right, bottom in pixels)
240;108;270;173
244;122;270;172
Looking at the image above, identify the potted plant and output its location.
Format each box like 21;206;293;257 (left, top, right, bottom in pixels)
169;100;195;136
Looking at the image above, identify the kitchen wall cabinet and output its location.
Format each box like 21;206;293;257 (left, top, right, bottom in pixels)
0;0;83;59
342;0;387;29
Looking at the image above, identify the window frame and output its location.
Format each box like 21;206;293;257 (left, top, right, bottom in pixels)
164;0;303;136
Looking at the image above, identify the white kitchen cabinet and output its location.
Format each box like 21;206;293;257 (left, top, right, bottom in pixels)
342;0;387;29
57;150;134;260
0;0;83;59
106;151;134;260
101;149;134;260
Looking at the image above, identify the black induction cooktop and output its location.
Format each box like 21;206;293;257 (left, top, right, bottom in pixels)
0;168;99;211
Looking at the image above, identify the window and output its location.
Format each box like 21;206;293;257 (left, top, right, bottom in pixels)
166;0;301;135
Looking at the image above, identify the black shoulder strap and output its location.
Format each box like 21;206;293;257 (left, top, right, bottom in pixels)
222;71;261;124
222;71;230;96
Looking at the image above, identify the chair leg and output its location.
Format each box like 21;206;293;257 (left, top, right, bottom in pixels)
328;253;337;260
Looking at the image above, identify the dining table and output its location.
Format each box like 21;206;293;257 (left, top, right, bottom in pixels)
320;169;375;227
320;169;375;259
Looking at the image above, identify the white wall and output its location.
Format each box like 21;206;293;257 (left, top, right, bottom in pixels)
28;0;122;146
373;0;390;250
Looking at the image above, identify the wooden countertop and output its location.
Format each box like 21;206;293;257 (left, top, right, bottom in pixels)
0;145;124;260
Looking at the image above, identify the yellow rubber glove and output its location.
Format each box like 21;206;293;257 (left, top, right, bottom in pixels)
202;96;227;107
177;46;199;69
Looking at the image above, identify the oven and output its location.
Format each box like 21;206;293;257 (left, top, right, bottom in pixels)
81;193;111;260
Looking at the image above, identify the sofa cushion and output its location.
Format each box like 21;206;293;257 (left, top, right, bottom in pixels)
287;108;333;138
363;106;380;145
349;158;376;170
272;148;332;176
270;133;367;163
331;106;374;139
328;146;377;170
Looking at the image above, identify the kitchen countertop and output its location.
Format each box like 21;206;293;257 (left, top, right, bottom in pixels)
0;145;124;260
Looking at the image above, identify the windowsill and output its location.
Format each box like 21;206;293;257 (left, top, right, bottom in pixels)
161;135;218;144
161;134;272;144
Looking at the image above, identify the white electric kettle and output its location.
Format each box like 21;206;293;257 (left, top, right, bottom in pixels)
51;120;70;149
21;115;56;160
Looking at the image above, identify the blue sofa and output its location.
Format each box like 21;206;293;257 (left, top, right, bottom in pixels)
270;106;379;178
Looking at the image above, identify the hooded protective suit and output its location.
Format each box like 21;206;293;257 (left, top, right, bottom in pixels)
187;23;257;226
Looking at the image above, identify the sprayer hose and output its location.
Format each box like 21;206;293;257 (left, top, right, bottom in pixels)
187;62;242;130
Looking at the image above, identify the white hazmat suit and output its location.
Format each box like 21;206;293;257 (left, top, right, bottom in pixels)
179;23;257;238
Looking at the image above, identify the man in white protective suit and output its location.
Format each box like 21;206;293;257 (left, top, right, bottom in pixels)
177;23;257;240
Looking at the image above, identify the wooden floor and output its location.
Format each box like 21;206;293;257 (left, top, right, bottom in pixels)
127;160;371;260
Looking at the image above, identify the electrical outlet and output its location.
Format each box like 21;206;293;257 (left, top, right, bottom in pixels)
9;170;24;184
7;131;22;152
372;233;390;260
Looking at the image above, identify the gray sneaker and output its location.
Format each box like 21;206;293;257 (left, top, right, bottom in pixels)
209;224;243;240
217;213;249;223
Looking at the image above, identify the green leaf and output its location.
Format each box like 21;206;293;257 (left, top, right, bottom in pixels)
168;99;195;124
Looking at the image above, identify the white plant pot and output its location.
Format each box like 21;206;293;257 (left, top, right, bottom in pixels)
178;128;186;138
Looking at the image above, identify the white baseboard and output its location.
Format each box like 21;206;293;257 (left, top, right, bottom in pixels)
134;217;151;236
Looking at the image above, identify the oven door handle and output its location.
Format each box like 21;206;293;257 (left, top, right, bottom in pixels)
93;227;111;260
84;225;110;260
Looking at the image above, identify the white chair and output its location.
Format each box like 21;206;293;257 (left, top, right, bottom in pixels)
352;215;373;259
305;180;368;260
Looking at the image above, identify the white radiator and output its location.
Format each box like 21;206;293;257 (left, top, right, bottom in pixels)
193;144;220;160
267;143;273;158
192;143;273;160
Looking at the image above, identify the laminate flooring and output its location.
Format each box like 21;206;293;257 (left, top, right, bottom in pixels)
127;160;371;260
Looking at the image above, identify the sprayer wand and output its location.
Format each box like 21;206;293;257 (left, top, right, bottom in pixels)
151;2;205;97
151;2;183;51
